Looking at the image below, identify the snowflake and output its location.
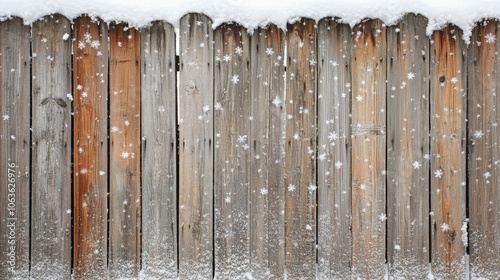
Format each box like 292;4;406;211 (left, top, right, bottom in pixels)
237;135;248;143
308;184;317;192
356;95;364;102
3;115;10;121
450;77;459;84
485;33;496;44
260;188;268;195
231;74;240;84
265;48;274;56
309;59;317;66
335;161;343;169
225;196;231;203
214;102;224;111
287;184;296;192
76;84;83;90
78;41;86;50
441;223;450;232
242;144;250;150
111;126;119;133
434;168;444;178
318;153;327;161
90;40;100;49
412;161;421;169
203;105;210;113
84;32;92;42
293;133;300;140
305;224;312;231
223;54;232;62
271;96;282;107
121;151;130;159
474;130;484;138
66;209;72;214
379;213;387;221
158;105;165;112
196;20;203;26
359;184;366;190
235;46;243;55
407;72;415;80
328;131;338;142
483;171;491;179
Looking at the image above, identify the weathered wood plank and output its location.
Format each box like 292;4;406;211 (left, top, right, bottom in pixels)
214;23;251;279
284;18;317;279
430;25;467;279
72;16;108;279
0;17;30;279
109;23;141;278
387;14;430;278
249;25;286;278
31;14;72;279
317;17;352;279
350;19;387;279
467;20;500;279
140;21;177;279
178;13;214;279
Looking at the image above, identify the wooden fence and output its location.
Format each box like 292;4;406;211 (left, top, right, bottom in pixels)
0;13;499;279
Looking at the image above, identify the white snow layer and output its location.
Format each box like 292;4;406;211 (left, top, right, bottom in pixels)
1;0;499;42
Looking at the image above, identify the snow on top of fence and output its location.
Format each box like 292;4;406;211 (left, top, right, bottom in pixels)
1;0;499;43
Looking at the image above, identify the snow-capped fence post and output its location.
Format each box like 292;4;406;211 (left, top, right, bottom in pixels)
467;19;500;279
0;17;31;279
30;14;73;279
430;25;467;279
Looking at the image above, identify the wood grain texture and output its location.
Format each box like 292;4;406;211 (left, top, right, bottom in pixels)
109;23;141;278
284;18;317;279
0;17;30;279
140;21;177;279
72;16;108;279
430;25;467;279
317;18;352;279
386;14;430;278
467;20;500;279
31;14;72;279
214;24;251;279
249;25;286;278
350;19;387;279
178;13;214;279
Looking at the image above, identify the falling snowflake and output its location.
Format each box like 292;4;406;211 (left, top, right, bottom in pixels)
379;213;387;221
242;144;250;150
359;184;367;190
231;74;240;84
356;95;364;102
90;40;100;49
271;96;282;107
407;72;415;80
196;20;203;26
223;54;232;62
237;135;248;143
434;168;444;178
441;223;450;232
474;130;484;138
318;153;327;161
483;171;491;179
235;46;243;55
265;48;274;56
260;188;268;195
78;41;86;50
293;133;300;140
450;77;459;84
3;115;10;121
214;102;224;111
84;32;92;42
111;126;119;133
328;131;338;142
412;161;421;169
121;151;130;159
287;184;296;192
335;161;343;169
225;196;231;203
203;105;210;113
309;59;317;66
66;209;72;214
308;184;317;192
485;33;496;44
76;84;83;91
305;224;312;231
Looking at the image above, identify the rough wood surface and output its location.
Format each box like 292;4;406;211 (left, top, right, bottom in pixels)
386;14;430;278
140;21;177;279
430;25;467;279
317;18;352;279
249;25;286;278
467;20;500;279
108;23;141;278
72;16;108;279
0;17;30;279
284;18;317;279
178;13;214;279
350;19;387;279
214;24;251;279
31;14;72;279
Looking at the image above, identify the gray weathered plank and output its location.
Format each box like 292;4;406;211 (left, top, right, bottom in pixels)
0;17;30;279
72;16;108;279
140;21;177;279
317;17;352;279
430;25;467;279
467;20;500;279
178;13;214;279
109;23;141;278
31;14;72;279
386;14;430;278
350;19;387;279
284;18;317;279
214;23;251;279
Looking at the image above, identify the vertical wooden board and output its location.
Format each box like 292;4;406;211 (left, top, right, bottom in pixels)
351;19;386;279
109;23;141;278
467;20;500;279
249;25;286;279
284;18;317;279
72;16;108;279
430;26;467;279
178;13;214;279
31;14;72;278
386;14;430;278
214;24;251;278
140;21;177;279
0;18;30;279
317;18;352;279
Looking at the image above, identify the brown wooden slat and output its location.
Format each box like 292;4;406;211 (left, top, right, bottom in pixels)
430;25;467;279
178;13;214;279
0;17;30;279
350;19;387;279
31;14;72;279
468;20;500;278
284;18;317;279
108;23;141;278
140;21;177;279
387;14;430;278
317;17;352;279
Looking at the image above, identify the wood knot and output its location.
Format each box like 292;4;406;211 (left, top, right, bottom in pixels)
439;75;445;83
447;229;456;243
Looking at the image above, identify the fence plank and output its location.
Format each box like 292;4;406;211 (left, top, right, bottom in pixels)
387;14;430;278
430;25;467;279
468;20;500;278
284;18;317;279
317;18;352;279
178;13;214;279
108;23;141;278
351;19;387;279
72;16;108;279
31;14;72;279
140;21;177;279
0;17;30;279
214;24;251;278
